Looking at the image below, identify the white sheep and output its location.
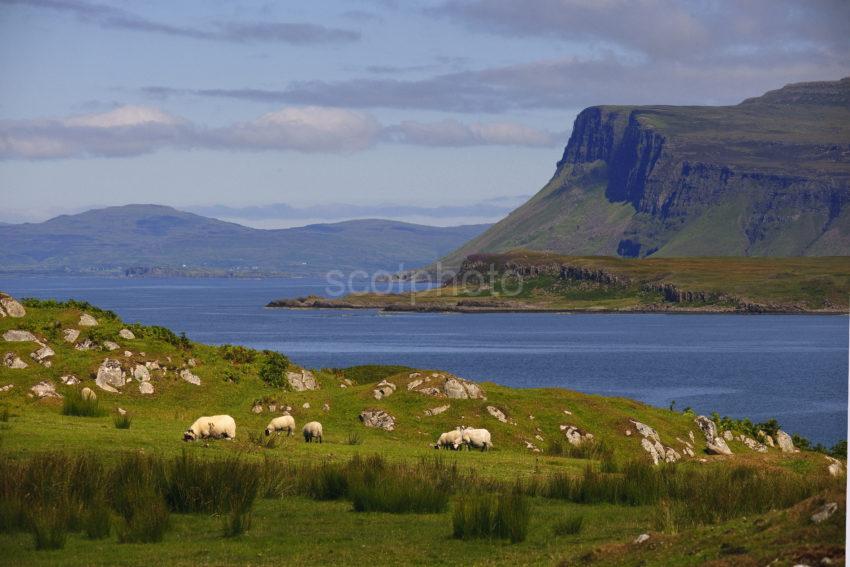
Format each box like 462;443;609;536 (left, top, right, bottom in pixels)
302;421;323;443
434;430;463;450
265;415;295;437
461;428;492;451
183;415;236;441
80;387;96;401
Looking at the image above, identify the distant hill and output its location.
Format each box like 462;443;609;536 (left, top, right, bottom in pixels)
440;77;850;268
0;205;490;276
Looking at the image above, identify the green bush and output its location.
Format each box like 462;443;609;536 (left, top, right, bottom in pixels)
30;503;68;550
219;344;256;364
62;390;107;417
259;351;291;388
113;413;132;429
83;497;111;539
326;365;414;385
116;489;169;544
552;513;584;535
452;491;529;543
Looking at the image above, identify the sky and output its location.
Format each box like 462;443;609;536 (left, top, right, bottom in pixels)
1;0;848;227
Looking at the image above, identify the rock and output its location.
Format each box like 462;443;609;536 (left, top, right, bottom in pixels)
103;341;120;351
826;456;844;477
486;406;507;423
811;502;838;524
629;419;661;443
625;429;632;436
145;360;161;370
419;386;441;397
463;381;485;399
373;379;397;400
118;328;135;340
563;409;573;415
30;380;61;399
117;407;127;416
425;405;450;416
634;534;650;544
723;430;733;441
79;313;98;327
268;404;277;412
694;416;718;442
641;437;666;465
302;402;310;409
187;358;196;367
63;329;80;343
706;438;733;455
75;339;96;351
124;351;132;357
132;364;150;382
764;435;775;448
359;409;396;431
3;352;27;369
560;424;593;446
0;294;26;318
322;403;330;412
30;345;55;365
524;440;541;452
0;384;13;393
407;378;425;390
180;369;201;385
286;369;318;391
741;436;768;453
139;382;154;395
252;404;263;414
688;430;695;444
3;329;37;342
664;447;682;463
776;430;798;453
443;378;468;399
59;374;79;385
96;359;125;392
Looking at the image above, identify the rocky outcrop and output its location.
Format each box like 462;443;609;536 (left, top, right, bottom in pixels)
694;415;733;456
63;329;80;343
811;502;838;524
132;364;150;382
409;373;485;400
118;329;135;340
826;456;844;477
560;424;594;447
0;294;26;318
180;369;201;386
373;380;396;400
103;341;119;351
3;330;37;342
359;409;396;431
775;430;797;453
4;352;27;369
96;359;125;392
425;405;450;416
486;406;507;423
286;369;318;391
739;435;768;453
75;339;96;351
139;381;154;395
629;419;682;464
30;380;61;399
30;345;54;367
79;313;98;327
60;374;79;385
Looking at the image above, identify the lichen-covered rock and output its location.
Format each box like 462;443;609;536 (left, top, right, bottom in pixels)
322;403;330;412
252;403;263;414
132;364;150;382
359;409;396;431
560;424;594;446
79;313;98;327
286;369;318;391
776;430;798;453
373;379;397;400
302;402;310;409
0;294;26;318
811;502;838;524
30;345;55;365
694;416;718;442
629;420;661;443
118;328;135;340
3;329;37;342
145;360;161;370
0;384;14;393
63;329;80;343
60;374;79;385
826;456;844;477
180;369;201;385
486;405;507;423
96;359;125;392
443;378;467;399
641;437;666;465
4;352;28;369
634;534;650;544
706;438;733;455
75;339;96;351
425;405;450;416
723;430;733;441
30;381;61;399
740;435;768;453
415;375;485;400
139;381;154;395
103;341;119;351
407;378;425;390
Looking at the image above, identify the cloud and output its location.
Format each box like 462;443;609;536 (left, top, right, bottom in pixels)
0;105;560;159
1;0;361;44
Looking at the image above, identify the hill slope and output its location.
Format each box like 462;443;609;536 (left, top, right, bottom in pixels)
0;205;489;276
441;77;850;267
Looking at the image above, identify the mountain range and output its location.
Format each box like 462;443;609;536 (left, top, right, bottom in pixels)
0;205;489;276
440;77;850;268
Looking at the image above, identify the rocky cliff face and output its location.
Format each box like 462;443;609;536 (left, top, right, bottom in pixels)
440;77;850;263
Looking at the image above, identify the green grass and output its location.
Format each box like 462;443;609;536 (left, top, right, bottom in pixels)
62;390;107;417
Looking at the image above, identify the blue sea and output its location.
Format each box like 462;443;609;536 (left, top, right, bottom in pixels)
1;276;847;445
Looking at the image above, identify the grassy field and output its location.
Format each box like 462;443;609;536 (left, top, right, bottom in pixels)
0;294;845;566
270;252;850;313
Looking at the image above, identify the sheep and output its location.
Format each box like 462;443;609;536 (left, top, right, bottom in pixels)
433;430;463;450
302;421;323;443
265;415;295;437
461;428;492;451
183;415;236;441
80;387;96;401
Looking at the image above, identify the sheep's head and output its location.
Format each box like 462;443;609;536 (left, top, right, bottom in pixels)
265;428;272;436
183;430;197;441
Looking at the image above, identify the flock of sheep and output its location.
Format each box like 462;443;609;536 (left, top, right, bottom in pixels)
181;414;492;450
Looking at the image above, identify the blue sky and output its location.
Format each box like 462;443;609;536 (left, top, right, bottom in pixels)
1;0;848;226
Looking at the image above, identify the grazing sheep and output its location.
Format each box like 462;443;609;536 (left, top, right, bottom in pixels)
265;415;296;436
183;415;236;441
302;421;323;443
80;387;96;401
434;430;463;450
461;428;492;451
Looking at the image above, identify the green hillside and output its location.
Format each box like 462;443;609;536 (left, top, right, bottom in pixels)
0;293;844;565
0;205;489;276
440;77;850;268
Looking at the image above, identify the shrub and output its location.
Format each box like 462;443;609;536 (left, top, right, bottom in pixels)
349;470;449;514
222;367;242;384
219;344;256;364
259;351;291;388
62;390;107;417
30;503;68;550
305;463;349;500
452;491;529;543
83;497;111;539
21;298;117;320
164;452;261;516
327;365;414;385
113;413;132;429
116;490;169;544
553;513;584;536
